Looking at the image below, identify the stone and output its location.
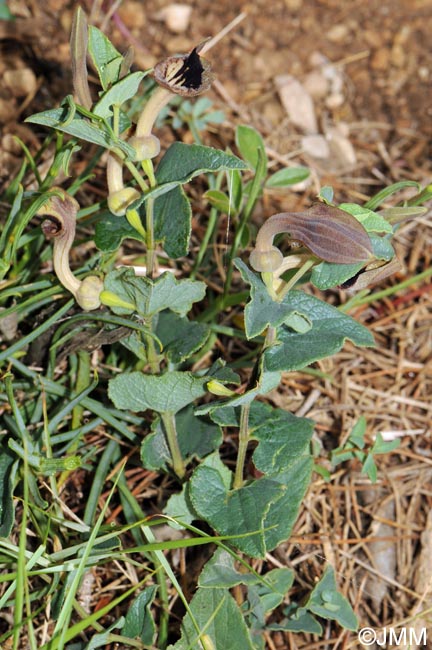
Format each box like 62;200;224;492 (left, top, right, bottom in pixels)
3;68;37;97
275;74;318;134
301;134;330;159
371;48;390;71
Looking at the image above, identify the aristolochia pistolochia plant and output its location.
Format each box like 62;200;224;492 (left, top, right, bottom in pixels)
19;7;430;647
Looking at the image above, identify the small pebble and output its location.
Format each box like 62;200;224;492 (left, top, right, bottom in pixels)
0;98;16;123
303;70;329;99
0;309;18;342
275;74;318;134
2;134;21;154
3;68;37;97
391;44;405;68
166;35;191;53
0;150;17;177
393;25;411;45
117;1;146;29
371;47;390;71
326;125;357;166
327;24;350;43
301;134;330;159
284;0;303;9
325;92;345;109
157;4;192;34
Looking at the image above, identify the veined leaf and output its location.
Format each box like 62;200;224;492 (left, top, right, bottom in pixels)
305;565;358;631
25;107;135;157
95;211;144;251
103;268;206;317
156;142;246;184
263;291;375;372
235;124;268;174
339;203;393;234
190;454;313;557
109;370;209;414
122;586;157;645
235;259;312;339
155;311;210;363
88;25;123;89
168;587;255;650
93;71;148;118
153;185;192;258
265;166;309;188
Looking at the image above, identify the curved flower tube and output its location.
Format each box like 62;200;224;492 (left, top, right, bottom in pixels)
249;203;373;273
107;43;212;216
106;153;141;217
38;189;103;311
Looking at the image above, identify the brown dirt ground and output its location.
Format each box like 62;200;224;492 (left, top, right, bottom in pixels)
1;1;432;648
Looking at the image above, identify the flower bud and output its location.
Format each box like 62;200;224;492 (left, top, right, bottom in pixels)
249;246;284;273
207;380;236;397
99;290;135;312
75;275;104;311
128;134;161;161
108;187;141;216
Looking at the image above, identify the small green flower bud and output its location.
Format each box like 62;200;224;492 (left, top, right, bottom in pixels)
128;134;161;161
249;246;283;273
207;380;237;397
99;290;135;312
75;275;104;311
108;187;141;216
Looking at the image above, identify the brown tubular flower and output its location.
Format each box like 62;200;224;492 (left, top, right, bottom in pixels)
38;189;103;311
249;203;373;272
136;42;213;139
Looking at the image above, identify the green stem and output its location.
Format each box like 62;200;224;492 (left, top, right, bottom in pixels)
161;411;185;480
144;327;160;374
124;159;149;193
224;150;266;296
191;205;218;279
145;197;156;277
191;172;222;279
276;258;316;300
234;321;276;489
224;205;251;297
233;402;251;489
140;159;157;278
